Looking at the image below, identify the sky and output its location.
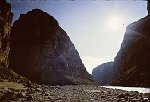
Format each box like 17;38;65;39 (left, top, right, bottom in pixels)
8;0;147;74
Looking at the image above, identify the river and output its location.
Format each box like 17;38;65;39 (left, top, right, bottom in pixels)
103;86;150;93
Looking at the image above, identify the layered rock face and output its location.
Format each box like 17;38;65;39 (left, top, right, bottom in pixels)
112;15;150;87
0;0;12;68
9;9;93;85
92;62;114;85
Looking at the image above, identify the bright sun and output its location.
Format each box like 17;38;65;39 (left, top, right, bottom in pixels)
106;16;122;30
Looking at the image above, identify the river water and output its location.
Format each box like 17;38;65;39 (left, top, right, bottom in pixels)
103;86;150;93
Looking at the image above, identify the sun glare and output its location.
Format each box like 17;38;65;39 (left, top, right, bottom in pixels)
106;16;122;30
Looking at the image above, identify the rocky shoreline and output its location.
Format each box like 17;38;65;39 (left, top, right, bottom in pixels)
0;82;150;102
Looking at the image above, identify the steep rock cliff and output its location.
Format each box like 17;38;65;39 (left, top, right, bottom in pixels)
92;2;150;87
9;9;94;85
112;15;150;87
92;62;114;85
0;0;28;83
93;15;150;87
0;0;12;68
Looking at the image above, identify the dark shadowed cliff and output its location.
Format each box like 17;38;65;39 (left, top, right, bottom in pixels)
9;9;94;85
93;1;150;87
112;15;150;87
112;2;150;87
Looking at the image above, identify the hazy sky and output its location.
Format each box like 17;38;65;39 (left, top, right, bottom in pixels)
8;0;147;74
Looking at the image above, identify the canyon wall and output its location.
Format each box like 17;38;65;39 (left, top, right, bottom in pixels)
9;9;94;85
